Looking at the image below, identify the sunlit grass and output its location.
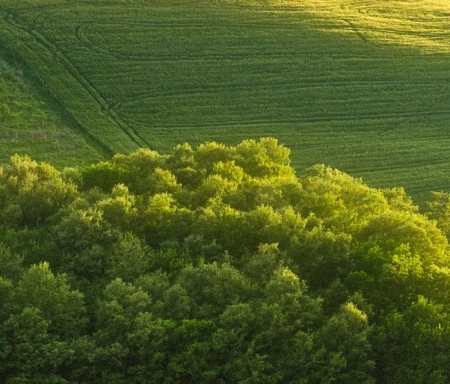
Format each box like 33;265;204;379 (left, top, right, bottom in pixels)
1;0;450;205
232;0;450;52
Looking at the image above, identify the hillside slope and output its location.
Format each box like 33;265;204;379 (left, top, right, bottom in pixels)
0;0;449;203
0;55;101;166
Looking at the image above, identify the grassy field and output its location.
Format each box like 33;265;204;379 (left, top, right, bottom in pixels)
0;55;101;167
0;0;450;204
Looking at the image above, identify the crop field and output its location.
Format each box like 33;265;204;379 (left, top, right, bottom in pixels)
0;55;101;166
0;0;450;203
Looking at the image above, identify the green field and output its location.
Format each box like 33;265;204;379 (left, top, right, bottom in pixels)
0;55;101;166
0;0;450;203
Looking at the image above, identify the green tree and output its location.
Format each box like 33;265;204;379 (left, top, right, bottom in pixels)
12;262;86;339
106;232;149;282
0;154;77;227
234;138;293;178
297;164;388;232
357;210;448;267
81;148;167;194
0;243;23;283
95;278;151;345
427;191;450;238
178;262;254;319
375;296;450;383
95;184;138;232
194;141;233;173
289;221;352;290
0;307;72;383
53;203;120;281
166;142;204;188
312;302;375;384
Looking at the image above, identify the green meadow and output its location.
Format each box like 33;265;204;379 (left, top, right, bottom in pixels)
0;0;450;203
0;56;101;166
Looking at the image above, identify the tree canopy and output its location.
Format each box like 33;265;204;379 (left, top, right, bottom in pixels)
1;138;450;383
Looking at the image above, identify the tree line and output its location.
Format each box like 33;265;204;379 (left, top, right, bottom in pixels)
1;137;450;383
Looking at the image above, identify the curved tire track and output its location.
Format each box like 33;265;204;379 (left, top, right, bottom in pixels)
0;10;149;154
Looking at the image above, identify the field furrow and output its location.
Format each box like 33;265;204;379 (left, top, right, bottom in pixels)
0;0;449;204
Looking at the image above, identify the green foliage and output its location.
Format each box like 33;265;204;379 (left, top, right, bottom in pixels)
0;154;78;226
1;138;450;382
177;262;254;319
0;307;71;383
313;302;375;384
106;232;149;282
1;2;450;383
374;296;450;383
0;243;23;283
0;57;100;167
12;262;86;339
427;191;450;238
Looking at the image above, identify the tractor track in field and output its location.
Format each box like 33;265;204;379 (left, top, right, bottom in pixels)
110;78;442;104
75;21;342;63
74;17;445;62
0;10;150;153
3;0;450;203
108;76;450;129
28;26;149;149
120;107;450;131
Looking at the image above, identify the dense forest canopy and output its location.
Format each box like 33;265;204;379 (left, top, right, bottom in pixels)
1;138;450;383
